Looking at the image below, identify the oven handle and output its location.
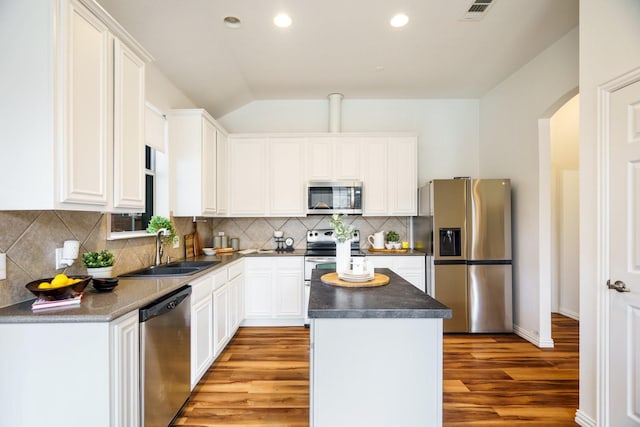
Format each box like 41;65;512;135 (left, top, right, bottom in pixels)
305;257;336;264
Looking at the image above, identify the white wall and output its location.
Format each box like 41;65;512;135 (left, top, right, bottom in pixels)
218;99;480;186
550;95;579;319
145;63;197;112
478;28;578;344
579;0;640;424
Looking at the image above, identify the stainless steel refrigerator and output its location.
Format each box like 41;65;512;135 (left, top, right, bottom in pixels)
414;178;513;333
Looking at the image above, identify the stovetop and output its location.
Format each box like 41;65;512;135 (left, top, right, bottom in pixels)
305;229;363;257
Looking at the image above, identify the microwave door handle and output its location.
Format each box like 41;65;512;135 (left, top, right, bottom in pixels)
350;186;355;209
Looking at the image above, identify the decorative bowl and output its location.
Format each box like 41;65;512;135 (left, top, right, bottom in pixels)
25;275;92;301
92;277;119;292
385;242;395;250
202;247;217;256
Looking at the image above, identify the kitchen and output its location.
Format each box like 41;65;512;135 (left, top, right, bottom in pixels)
0;0;636;426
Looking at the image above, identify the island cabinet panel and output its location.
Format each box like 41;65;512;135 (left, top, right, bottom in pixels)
310;318;443;427
243;256;305;326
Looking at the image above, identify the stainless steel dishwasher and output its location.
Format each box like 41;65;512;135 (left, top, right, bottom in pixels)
140;285;191;427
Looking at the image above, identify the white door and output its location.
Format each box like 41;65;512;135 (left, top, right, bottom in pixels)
607;78;640;426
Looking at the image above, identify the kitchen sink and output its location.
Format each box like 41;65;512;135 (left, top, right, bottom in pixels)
120;261;220;278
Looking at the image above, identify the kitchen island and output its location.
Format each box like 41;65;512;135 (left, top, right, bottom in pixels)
308;268;451;427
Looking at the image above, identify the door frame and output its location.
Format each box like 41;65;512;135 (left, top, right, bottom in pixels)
595;65;640;426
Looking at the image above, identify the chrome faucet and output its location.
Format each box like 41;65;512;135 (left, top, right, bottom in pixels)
155;228;168;266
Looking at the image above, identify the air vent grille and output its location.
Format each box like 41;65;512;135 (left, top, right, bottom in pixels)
461;0;496;21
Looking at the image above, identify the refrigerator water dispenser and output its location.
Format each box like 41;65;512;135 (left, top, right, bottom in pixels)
439;228;461;257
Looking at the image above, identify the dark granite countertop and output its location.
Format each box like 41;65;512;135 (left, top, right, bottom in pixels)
308;268;451;319
0;253;247;324
363;249;428;257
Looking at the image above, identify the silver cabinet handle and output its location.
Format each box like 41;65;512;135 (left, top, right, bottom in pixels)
607;279;630;293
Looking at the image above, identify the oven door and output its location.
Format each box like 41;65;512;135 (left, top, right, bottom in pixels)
304;257;336;326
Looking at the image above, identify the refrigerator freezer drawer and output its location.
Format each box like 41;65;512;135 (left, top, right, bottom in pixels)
468;264;513;333
434;264;468;333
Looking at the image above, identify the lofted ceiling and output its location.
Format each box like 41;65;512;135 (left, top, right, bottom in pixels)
96;0;578;118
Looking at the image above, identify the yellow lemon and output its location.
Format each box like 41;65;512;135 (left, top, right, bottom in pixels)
38;282;52;289
51;274;69;287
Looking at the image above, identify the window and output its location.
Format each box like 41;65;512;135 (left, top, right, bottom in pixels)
108;146;156;239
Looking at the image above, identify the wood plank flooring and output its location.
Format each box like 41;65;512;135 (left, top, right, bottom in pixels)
173;314;578;426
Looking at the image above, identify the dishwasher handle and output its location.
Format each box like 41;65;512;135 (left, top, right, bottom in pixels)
140;285;191;323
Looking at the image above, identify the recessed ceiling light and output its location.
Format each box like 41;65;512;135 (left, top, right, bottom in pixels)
390;13;409;28
273;13;292;28
224;16;241;29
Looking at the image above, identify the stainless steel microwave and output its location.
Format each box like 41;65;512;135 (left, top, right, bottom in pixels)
307;181;363;215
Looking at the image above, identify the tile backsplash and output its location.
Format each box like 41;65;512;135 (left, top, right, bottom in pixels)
209;216;409;252
0;211;408;308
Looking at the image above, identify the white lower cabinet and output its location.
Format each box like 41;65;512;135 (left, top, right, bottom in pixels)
370;255;426;292
212;259;245;358
243;256;305;326
190;274;214;389
0;311;140;427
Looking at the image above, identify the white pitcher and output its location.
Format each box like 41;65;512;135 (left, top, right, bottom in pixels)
367;231;385;249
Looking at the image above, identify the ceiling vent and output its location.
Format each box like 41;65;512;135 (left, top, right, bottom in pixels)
461;0;496;21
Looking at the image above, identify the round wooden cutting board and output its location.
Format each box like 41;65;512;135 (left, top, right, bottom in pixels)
320;272;390;288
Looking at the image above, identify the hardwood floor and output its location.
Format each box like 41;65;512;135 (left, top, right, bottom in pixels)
173;314;578;426
443;313;579;426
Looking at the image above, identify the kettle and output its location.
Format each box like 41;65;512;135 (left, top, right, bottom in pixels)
367;231;385;249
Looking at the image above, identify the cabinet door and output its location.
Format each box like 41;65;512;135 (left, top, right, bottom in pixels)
274;258;304;317
213;285;229;357
113;39;145;210
361;138;388;215
387;137;417;215
190;276;214;389
216;130;228;216
270;137;306;216
60;0;110;206
245;267;272;318
307;138;333;180
202;118;217;215
229;138;267;215
110;310;140;427
333;137;361;179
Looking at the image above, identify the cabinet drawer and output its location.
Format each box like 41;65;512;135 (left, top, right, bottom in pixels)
212;268;228;290
190;275;213;301
227;260;244;280
393;256;425;269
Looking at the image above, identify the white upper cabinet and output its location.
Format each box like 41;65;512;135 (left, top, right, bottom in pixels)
60;1;111;207
270;137;306;216
229;137;268;216
169;109;222;216
0;0;150;211
228;136;306;217
307;137;361;181
215;130;229;216
362;136;418;216
113;39;145;210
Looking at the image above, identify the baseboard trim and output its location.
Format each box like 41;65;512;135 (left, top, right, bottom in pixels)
574;409;596;427
558;308;580;320
513;323;555;348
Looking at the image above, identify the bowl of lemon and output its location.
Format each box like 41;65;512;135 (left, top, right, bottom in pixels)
25;274;92;301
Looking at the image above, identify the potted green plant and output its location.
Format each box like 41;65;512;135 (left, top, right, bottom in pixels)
146;215;176;242
82;249;115;278
386;231;401;250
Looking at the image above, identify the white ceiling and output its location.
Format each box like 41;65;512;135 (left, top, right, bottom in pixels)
96;0;578;117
